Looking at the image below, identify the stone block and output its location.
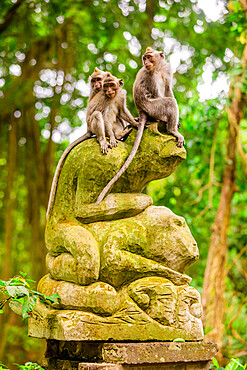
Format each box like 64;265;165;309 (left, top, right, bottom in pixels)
43;340;218;370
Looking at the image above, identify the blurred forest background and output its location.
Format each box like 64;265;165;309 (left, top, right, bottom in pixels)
0;0;246;368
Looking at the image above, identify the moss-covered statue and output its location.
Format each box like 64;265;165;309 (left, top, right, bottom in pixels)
29;123;204;342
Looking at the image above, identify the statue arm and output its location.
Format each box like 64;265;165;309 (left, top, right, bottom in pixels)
74;193;153;223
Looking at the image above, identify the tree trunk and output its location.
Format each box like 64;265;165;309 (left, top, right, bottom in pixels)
202;41;247;362
0;119;17;361
24;109;47;282
2;119;17;280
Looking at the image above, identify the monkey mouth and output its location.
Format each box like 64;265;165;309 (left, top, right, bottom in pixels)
145;65;153;71
106;92;115;98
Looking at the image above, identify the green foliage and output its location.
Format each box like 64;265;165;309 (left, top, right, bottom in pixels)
0;273;59;319
14;363;44;370
0;363;44;370
210;357;246;369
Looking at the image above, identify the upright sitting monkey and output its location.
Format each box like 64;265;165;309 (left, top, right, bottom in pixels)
96;47;184;204
86;72;137;153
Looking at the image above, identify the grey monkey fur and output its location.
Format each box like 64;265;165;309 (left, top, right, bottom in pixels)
96;47;184;204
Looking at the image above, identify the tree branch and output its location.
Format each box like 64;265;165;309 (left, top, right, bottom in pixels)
0;0;26;35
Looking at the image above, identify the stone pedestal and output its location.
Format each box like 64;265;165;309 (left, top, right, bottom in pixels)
28;129;216;369
43;341;218;370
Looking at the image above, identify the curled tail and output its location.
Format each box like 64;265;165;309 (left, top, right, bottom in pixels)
96;117;146;205
46;132;92;219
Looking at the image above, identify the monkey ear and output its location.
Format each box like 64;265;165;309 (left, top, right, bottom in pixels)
160;52;164;59
118;79;124;87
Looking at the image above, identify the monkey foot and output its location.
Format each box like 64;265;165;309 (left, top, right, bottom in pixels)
177;137;185;147
109;138;118;148
100;140;110;154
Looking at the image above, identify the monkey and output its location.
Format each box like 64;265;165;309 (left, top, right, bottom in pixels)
96;47;184;205
86;72;137;154
88;67;107;101
134;47;184;145
46;68;106;217
46;71;137;217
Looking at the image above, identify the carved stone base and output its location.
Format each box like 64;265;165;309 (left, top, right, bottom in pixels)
29;296;203;342
43;341;218;370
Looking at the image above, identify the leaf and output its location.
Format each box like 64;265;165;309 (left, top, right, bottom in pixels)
6;285;29;298
213;357;220;367
20;271;27;277
173;338;185;342
45;293;60;303
22;297;30;319
9;300;23;316
225;358;245;370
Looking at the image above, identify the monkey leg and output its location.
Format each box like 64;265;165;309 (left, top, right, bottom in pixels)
166;120;185;147
105;121;118;149
90;111;110;154
115;117;125;130
120;107;139;127
45;222;100;285
145;98;184;147
114;125;133;140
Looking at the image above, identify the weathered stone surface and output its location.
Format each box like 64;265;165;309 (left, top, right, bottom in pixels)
79;365;122;370
38;275;120;315
43;341;218;370
45;340;217;362
43;358;80;370
45;206;197;288
101;342;218;364
29;123;205;344
48;124;186;223
75;193;153;224
78;362;211;369
29;275;204;341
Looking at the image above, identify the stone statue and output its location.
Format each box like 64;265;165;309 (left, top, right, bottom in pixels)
29;123;204;342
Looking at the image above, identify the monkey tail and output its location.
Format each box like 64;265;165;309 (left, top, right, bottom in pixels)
46;132;92;219
96;118;146;205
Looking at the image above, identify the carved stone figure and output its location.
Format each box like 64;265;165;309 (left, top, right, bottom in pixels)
29;124;204;342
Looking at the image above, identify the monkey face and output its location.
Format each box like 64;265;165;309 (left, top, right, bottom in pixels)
143;50;164;71
103;81;118;99
143;53;155;71
91;76;103;92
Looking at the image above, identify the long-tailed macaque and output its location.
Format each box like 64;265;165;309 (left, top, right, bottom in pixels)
88;67;107;101
47;71;137;216
96;47;184;204
86;72;137;154
134;47;184;146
